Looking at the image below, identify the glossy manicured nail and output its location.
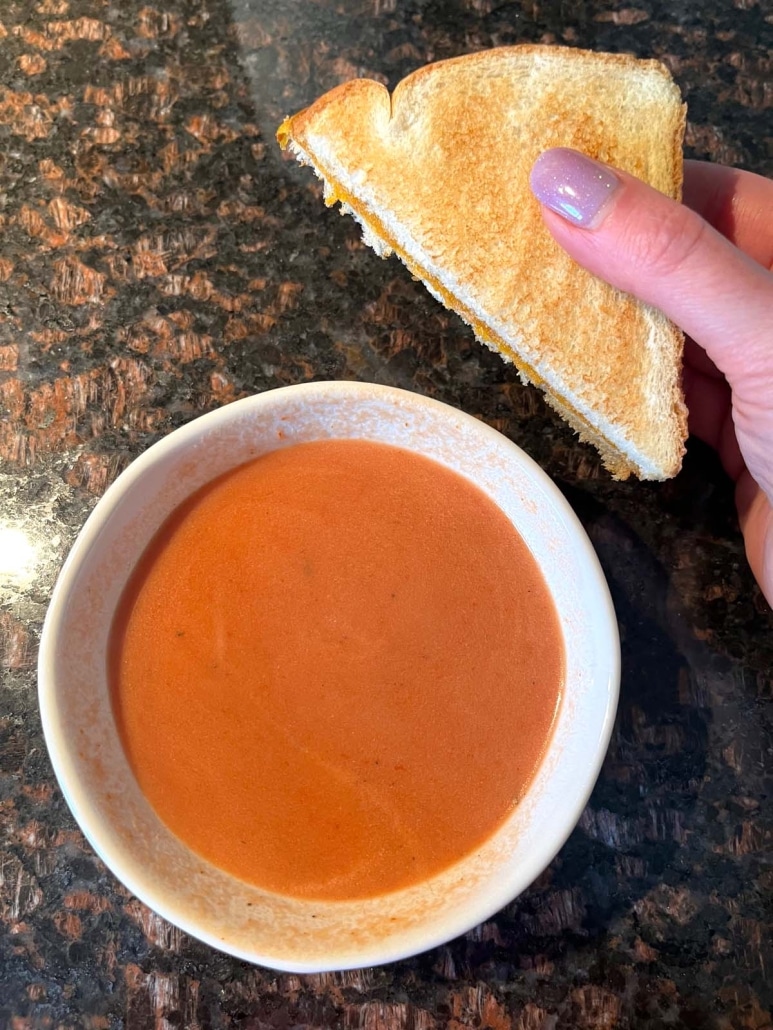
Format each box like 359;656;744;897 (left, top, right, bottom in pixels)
530;148;621;228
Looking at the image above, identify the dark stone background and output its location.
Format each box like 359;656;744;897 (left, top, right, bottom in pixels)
0;0;771;1026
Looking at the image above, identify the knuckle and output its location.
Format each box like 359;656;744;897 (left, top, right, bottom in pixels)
620;202;709;282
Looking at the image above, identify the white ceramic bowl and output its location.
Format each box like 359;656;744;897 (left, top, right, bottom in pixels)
38;381;619;972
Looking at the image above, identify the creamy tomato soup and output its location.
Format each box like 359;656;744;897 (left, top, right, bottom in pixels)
110;439;564;901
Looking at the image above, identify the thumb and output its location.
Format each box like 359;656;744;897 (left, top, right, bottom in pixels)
528;148;773;394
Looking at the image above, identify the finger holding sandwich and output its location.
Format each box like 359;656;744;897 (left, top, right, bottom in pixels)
277;44;772;602
530;151;773;604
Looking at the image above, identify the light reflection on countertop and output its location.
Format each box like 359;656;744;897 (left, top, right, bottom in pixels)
0;524;40;587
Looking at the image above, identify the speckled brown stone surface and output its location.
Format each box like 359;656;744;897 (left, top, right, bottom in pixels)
1;0;772;1026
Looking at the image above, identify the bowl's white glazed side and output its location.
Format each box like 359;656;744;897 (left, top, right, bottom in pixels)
39;382;619;971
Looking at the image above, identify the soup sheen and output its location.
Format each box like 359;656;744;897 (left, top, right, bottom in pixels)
110;438;564;901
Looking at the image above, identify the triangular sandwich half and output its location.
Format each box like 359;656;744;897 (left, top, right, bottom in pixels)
278;45;688;480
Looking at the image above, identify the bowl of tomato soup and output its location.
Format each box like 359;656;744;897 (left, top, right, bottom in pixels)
39;380;619;971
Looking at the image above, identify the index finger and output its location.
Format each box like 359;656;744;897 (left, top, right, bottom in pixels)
683;161;773;270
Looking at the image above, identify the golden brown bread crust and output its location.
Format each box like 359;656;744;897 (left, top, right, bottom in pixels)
278;45;689;480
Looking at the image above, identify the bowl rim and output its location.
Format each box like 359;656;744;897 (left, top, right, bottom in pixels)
38;379;620;970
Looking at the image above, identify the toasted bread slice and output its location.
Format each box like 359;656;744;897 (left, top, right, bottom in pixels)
278;45;688;480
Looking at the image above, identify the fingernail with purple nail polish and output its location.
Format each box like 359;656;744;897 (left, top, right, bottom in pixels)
529;148;620;228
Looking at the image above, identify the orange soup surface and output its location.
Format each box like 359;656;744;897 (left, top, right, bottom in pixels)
110;438;564;901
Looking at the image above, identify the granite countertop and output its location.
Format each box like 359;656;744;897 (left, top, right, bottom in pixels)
1;0;772;1026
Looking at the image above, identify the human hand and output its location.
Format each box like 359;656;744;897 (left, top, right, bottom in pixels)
529;149;773;607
